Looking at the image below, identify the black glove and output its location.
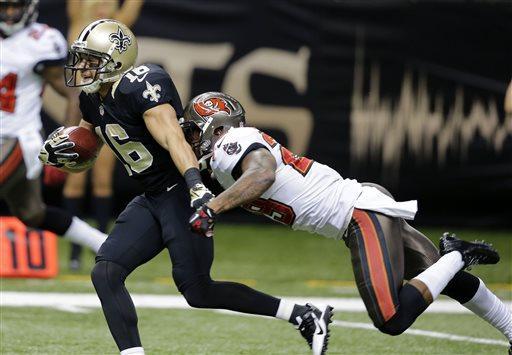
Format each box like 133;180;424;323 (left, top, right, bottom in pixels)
38;127;78;167
189;204;216;237
189;183;214;210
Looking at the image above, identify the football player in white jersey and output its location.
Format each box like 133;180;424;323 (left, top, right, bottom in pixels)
183;92;512;350
0;0;106;252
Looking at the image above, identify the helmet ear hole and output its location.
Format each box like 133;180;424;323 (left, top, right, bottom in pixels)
115;62;122;69
213;127;224;136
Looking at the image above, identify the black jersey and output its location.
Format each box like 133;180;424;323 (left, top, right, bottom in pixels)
79;64;184;192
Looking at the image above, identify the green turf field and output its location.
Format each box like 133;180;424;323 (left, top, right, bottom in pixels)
1;224;511;354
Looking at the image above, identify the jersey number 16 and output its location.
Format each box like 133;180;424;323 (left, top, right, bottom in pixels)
95;124;154;175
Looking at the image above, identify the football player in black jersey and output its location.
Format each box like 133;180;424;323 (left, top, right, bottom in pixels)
38;19;332;355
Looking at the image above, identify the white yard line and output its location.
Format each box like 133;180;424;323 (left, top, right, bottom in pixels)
332;320;509;347
1;291;510;347
5;291;511;313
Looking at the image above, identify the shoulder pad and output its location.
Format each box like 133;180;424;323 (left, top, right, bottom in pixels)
223;127;260;140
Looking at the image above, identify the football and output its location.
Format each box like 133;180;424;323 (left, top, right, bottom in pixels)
62;126;101;163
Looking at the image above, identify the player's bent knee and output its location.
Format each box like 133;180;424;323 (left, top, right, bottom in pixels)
91;261;128;293
182;287;210;309
377;318;408;336
181;279;213;309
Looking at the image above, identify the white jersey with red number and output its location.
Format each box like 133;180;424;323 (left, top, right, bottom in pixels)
211;127;418;239
0;23;67;178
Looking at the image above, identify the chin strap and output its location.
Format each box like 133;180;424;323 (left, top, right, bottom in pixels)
81;80;101;94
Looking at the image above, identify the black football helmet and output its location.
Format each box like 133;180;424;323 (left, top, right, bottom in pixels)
0;0;38;37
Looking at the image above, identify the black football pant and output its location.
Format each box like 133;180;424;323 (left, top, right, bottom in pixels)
343;184;480;335
91;183;280;351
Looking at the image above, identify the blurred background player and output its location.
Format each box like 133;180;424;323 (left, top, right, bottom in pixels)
63;0;144;270
0;0;106;253
183;92;512;349
39;19;332;355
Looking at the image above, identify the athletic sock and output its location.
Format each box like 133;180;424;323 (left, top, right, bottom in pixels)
64;217;107;253
63;197;84;261
94;196;112;233
413;251;464;300
120;347;145;355
441;270;480;303
275;300;308;325
463;279;512;342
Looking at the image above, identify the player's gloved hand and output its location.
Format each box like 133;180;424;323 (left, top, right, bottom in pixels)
38;127;78;167
189;183;214;210
189;204;216;237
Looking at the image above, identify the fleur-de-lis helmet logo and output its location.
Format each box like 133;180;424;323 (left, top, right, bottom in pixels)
109;27;132;53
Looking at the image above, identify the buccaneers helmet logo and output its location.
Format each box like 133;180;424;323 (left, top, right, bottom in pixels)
194;98;231;118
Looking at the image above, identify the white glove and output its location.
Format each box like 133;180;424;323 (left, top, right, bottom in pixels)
189;183;214;210
38;127;78;167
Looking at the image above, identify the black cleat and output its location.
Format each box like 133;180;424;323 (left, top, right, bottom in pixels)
296;303;333;355
439;232;500;269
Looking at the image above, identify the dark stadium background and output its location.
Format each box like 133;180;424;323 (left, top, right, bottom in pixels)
3;0;510;228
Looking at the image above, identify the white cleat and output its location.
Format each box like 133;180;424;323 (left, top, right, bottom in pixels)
297;303;334;355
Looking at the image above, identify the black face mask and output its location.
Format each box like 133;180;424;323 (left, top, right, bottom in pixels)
180;120;205;158
64;49;112;88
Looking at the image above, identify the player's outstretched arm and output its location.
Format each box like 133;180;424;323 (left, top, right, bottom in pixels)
208;148;277;214
189;148;276;237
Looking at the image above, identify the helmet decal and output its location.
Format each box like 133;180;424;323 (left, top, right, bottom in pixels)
194;98;231;118
109;26;132;53
183;92;246;160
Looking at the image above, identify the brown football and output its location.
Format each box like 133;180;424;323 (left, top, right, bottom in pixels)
62;126;100;163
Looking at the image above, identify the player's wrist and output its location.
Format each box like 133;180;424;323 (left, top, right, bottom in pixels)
184;167;203;189
205;202;219;215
